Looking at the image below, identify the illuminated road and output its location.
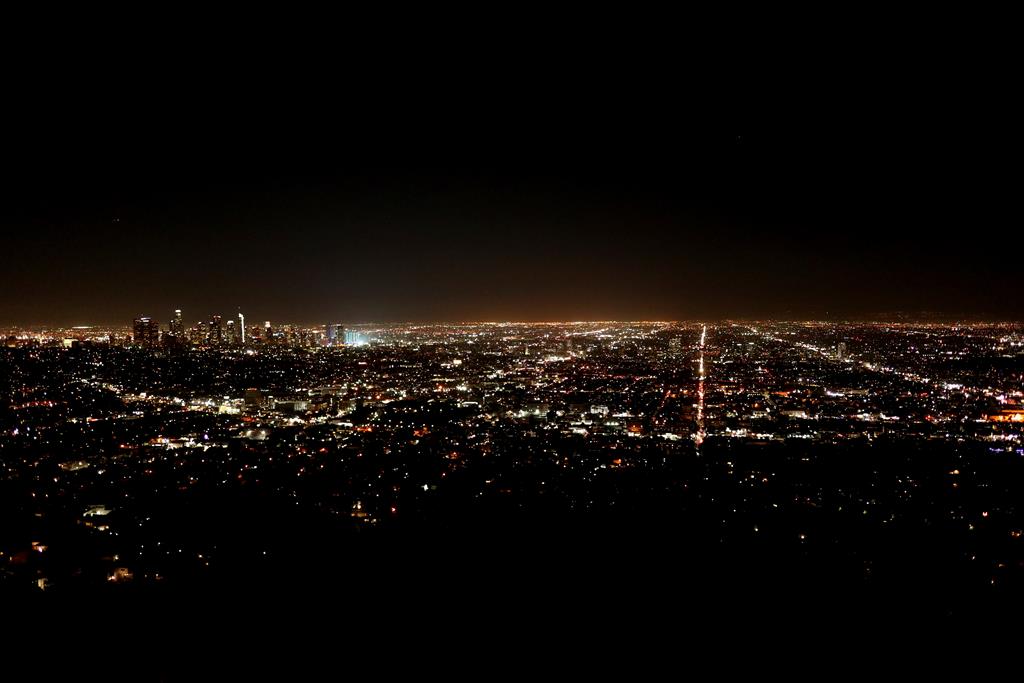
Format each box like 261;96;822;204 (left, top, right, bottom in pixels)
695;324;707;447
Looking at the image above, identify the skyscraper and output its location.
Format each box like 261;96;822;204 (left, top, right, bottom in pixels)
192;320;208;345
238;312;246;345
209;315;223;345
165;309;185;348
133;316;160;348
170;309;184;337
327;323;345;347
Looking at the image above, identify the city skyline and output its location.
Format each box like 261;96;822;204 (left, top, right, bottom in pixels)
8;314;1023;335
6;308;1024;329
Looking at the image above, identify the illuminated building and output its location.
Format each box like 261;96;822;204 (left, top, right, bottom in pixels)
165;309;186;348
327;323;345;347
209;315;223;345
344;329;368;346
190;321;207;344
132;316;159;347
170;309;184;337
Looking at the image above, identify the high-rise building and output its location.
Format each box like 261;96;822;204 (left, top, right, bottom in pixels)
238;312;246;345
133;316;160;348
344;329;367;346
170;309;184;337
190;321;207;345
164;309;186;348
327;323;345;347
209;315;223;345
837;342;847;361
226;319;237;345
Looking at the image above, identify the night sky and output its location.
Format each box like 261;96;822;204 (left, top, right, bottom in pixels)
3;47;1020;325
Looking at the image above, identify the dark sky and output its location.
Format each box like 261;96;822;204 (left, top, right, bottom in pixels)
2;37;1020;325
